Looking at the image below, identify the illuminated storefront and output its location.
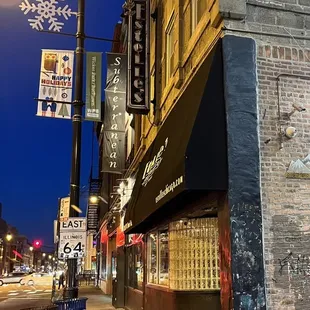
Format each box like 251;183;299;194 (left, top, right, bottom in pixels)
123;42;226;310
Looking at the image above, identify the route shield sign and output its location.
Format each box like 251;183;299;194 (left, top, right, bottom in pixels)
58;217;87;259
58;231;86;259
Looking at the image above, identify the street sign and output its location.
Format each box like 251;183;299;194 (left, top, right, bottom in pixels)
58;231;86;259
60;217;86;232
59;197;70;222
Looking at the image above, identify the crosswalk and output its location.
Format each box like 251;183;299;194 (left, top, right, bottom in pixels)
7;289;52;297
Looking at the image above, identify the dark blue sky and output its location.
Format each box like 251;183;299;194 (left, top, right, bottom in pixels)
0;0;124;246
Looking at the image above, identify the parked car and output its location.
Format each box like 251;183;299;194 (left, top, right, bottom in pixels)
23;273;54;286
0;272;28;286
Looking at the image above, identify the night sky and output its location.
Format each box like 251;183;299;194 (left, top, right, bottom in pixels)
0;0;124;246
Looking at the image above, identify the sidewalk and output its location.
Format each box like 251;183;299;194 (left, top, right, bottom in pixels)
56;286;124;310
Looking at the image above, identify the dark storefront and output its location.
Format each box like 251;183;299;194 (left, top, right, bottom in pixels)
123;41;227;310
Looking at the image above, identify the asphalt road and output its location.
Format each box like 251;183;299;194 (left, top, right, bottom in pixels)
0;284;55;309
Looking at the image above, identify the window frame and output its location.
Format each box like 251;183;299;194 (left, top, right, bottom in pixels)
165;12;176;86
147;228;169;286
191;0;207;34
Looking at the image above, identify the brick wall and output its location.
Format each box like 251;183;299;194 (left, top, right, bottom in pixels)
222;0;310;308
258;43;310;309
224;0;310;48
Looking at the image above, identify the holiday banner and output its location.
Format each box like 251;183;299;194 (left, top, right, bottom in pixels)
85;52;102;121
37;49;74;119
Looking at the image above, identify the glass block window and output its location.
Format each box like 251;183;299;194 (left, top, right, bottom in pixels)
169;218;220;290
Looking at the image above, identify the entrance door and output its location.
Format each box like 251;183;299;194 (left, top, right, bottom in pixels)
112;247;125;308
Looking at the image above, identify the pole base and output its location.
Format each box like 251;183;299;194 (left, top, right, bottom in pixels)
63;286;79;299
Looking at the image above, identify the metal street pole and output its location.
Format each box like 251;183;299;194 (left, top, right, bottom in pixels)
63;0;85;300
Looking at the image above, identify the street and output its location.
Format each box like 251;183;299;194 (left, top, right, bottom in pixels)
0;284;53;310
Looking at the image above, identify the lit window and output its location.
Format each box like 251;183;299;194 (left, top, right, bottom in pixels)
169;218;220;290
147;229;169;286
191;0;207;34
165;14;176;85
147;232;158;284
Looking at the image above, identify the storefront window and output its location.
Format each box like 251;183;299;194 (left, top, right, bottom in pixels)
100;242;107;280
147;229;169;286
159;230;169;286
127;236;144;291
135;242;144;290
169;218;220;290
147;233;158;284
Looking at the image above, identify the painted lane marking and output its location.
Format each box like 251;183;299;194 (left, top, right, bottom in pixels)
8;293;19;296
8;290;17;293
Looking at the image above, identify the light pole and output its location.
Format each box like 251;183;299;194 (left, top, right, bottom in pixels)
3;233;13;274
64;0;85;300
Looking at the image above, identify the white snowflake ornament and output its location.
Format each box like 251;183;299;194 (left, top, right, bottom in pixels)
19;0;76;32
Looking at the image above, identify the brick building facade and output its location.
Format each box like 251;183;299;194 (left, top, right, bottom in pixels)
97;0;310;309
223;0;310;308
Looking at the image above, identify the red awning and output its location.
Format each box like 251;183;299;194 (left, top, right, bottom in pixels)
13;250;23;259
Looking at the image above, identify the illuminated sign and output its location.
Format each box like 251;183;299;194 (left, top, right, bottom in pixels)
126;0;150;114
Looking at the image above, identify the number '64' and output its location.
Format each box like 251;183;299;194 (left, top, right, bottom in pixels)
64;242;82;254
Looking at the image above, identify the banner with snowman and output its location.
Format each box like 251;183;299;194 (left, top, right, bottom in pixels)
37;49;74;119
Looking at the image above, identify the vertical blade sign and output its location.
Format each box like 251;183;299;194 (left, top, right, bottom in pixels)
85;52;102;121
102;53;127;174
126;0;150;114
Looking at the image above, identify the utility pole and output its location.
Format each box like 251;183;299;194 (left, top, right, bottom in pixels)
63;0;85;300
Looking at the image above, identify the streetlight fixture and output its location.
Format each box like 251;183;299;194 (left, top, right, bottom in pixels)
42;253;46;257
89;195;99;204
29;246;33;252
48;255;52;260
6;234;13;242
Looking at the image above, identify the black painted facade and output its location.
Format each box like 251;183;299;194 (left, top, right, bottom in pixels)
223;35;266;309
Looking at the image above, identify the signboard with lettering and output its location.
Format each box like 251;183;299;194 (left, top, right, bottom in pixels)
60;217;86;232
126;0;150;114
58;217;87;259
59;197;70;222
87;204;99;232
58;231;86;259
102;53;127;174
85;52;102;121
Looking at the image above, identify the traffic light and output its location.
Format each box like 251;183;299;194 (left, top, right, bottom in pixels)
33;240;42;249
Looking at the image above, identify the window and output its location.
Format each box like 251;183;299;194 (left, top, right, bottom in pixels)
147;232;158;284
159;230;169;285
100;242;107;280
147;229;169;286
191;0;207;34
165;13;176;85
127;238;144;291
169;218;220;290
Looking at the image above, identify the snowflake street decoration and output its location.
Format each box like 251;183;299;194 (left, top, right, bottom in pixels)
19;0;77;32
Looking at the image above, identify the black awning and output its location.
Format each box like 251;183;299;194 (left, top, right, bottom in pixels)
124;40;227;233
